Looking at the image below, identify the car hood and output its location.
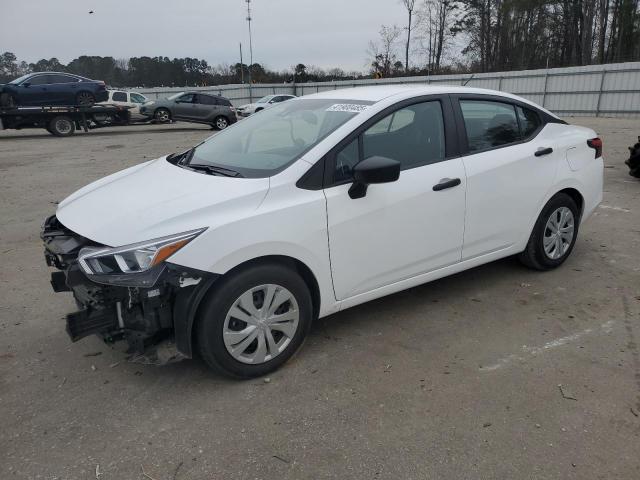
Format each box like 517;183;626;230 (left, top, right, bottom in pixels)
56;157;270;247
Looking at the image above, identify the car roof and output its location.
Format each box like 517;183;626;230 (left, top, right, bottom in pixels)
306;85;558;118
184;91;229;99
29;71;89;80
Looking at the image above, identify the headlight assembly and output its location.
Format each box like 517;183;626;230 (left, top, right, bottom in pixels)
77;228;206;287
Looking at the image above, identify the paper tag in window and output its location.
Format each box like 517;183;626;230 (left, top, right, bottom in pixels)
326;104;369;113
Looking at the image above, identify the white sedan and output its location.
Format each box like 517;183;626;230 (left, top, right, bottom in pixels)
235;94;296;117
42;86;603;378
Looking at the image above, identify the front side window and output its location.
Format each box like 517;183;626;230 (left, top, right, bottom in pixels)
186;98;373;178
130;93;146;103
27;75;49;86
177;93;195;103
112;91;127;102
332;100;446;182
460;100;521;152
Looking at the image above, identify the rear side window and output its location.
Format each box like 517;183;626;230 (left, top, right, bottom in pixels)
112;91;127;102
50;74;78;84
197;94;216;105
460;100;520;152
517;106;542;138
219;97;232;106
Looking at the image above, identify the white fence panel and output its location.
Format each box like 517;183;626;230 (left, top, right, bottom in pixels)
136;61;640;117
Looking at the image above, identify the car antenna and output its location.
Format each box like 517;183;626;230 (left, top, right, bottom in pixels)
462;74;475;87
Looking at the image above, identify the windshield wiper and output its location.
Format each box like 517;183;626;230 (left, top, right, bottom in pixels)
188;163;244;177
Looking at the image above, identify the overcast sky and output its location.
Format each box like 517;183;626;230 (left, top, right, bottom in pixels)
0;0;411;72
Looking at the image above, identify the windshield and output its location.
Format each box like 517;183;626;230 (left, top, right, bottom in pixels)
167;92;185;100
186;98;373;178
9;74;33;85
256;95;274;103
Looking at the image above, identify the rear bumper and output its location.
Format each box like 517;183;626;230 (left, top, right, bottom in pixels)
42;215;218;363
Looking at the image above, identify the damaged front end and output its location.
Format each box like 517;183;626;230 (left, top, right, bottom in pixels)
41;215;216;364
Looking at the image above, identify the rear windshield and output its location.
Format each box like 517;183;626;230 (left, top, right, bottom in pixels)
187;98;374;178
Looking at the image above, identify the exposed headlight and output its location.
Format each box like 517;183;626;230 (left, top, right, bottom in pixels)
144;101;155;106
77;228;205;287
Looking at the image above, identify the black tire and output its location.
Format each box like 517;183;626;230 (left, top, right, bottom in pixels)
255;107;263;113
518;193;580;270
48;116;76;137
196;262;313;378
75;91;95;106
154;108;171;123
213;116;229;130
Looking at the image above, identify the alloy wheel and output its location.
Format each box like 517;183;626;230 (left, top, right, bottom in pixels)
216;117;229;129
223;284;300;364
543;206;575;260
76;92;94;105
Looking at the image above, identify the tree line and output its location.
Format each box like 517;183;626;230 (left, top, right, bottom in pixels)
370;0;640;77
0;53;362;87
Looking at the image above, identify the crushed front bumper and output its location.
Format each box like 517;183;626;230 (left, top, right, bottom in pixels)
41;215;217;363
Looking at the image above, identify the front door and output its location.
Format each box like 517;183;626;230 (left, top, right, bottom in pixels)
172;93;197;119
325;99;467;300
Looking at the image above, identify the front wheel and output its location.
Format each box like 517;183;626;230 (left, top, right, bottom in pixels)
518;193;580;270
213;116;229;130
196;263;313;378
154;108;171;123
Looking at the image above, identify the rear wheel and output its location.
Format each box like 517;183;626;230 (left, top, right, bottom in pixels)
75;91;95;106
518;193;579;270
213;116;229;130
48;116;75;137
154;108;171;123
196;263;313;378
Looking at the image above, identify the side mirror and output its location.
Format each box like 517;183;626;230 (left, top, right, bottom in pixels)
22;82;31;87
348;156;400;199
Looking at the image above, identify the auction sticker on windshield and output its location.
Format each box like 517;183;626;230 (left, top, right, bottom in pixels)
326;104;370;113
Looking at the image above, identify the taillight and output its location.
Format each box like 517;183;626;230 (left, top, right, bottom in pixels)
587;137;603;158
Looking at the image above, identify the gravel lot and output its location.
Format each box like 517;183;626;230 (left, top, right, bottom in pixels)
1;118;639;480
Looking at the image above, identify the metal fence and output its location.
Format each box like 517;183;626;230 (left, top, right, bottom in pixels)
136;61;640;118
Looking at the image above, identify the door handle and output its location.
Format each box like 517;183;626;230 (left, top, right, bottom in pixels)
433;178;461;191
534;147;553;157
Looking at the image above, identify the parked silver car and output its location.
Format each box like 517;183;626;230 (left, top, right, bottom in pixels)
236;94;296;117
139;92;237;129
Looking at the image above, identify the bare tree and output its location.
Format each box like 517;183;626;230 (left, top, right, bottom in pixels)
400;0;417;71
416;0;458;72
368;25;403;77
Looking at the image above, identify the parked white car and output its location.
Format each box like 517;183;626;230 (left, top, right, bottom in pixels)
42;86;603;378
99;89;149;121
236;94;296;117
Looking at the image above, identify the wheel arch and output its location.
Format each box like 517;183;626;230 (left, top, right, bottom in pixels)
175;254;322;358
518;183;586;252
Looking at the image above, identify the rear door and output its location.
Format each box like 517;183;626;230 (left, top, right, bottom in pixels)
47;74;80;104
325;97;467;300
195;94;219;121
452;96;561;260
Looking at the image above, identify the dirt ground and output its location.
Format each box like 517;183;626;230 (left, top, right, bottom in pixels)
1;118;639;480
